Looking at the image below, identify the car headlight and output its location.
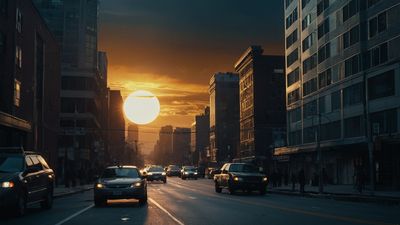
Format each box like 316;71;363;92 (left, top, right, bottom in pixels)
162;172;166;176
194;172;198;175
263;177;268;182
184;172;189;175
131;182;142;188
147;172;153;176
233;177;243;182
96;183;104;189
1;181;14;188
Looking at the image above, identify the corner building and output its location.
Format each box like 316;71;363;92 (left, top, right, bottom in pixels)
277;0;400;189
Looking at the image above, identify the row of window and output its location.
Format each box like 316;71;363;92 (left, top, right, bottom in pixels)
303;53;317;74
303;77;318;97
286;29;298;49
286;7;298;29
287;68;300;87
287;48;299;67
317;0;330;16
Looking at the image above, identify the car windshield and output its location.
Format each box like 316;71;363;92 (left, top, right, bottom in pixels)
229;164;258;173
148;167;164;172
0;155;24;173
184;167;196;172
168;165;180;170
101;168;139;178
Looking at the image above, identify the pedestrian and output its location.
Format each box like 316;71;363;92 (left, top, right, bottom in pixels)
291;172;296;191
298;169;306;193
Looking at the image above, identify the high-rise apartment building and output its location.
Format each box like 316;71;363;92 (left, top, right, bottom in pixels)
209;73;240;164
276;0;400;188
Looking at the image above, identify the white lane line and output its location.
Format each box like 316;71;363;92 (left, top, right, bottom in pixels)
149;197;185;225
54;204;94;225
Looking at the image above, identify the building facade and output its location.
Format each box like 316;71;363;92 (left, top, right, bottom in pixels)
108;90;125;164
234;46;286;171
191;107;210;166
277;0;400;189
0;0;60;168
172;127;191;165
209;72;240;165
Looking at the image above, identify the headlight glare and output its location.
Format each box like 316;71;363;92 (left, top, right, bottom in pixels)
1;181;14;188
131;182;142;188
96;183;104;189
263;177;268;182
162;172;166;176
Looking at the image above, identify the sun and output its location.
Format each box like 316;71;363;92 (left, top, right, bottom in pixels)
123;90;160;125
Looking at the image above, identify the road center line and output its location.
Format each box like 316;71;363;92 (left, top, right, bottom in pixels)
149;197;185;225
54;204;94;225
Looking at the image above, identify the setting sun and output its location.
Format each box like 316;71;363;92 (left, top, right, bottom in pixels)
123;90;160;125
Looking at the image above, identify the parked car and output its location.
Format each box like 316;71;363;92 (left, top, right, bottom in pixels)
181;166;198;180
214;163;268;195
166;165;181;177
143;165;167;183
94;165;147;206
0;147;55;216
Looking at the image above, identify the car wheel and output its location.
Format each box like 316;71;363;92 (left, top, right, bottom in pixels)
15;194;27;216
228;185;236;195
94;197;107;207
40;189;53;209
215;182;222;193
139;194;147;206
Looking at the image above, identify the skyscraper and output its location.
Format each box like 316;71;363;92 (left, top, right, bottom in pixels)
277;0;400;188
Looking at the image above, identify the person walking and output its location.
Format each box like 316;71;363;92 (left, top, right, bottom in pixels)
298;169;306;193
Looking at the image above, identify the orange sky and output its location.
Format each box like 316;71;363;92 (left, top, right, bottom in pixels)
97;0;284;154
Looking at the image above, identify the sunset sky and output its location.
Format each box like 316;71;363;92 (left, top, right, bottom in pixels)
98;0;285;154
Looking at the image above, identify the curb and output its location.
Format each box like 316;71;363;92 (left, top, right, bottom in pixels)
268;189;400;205
54;187;93;199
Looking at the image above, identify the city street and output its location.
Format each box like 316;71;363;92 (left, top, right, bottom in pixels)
1;177;399;225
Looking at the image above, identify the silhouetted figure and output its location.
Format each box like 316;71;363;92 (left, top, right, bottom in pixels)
291;173;296;191
298;169;306;193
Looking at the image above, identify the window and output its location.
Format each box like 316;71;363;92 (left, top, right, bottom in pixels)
16;8;22;33
343;83;363;107
369;12;387;38
303;53;317;74
286;29;298;49
288;107;301;123
302;0;311;9
344;116;364;138
318;18;330;39
286;8;298;29
368;70;395;100
62;77;96;91
343;25;360;49
287;48;298;67
318;68;332;89
331;91;341;111
302;14;312;30
319;96;326;114
317;0;329;16
321;121;341;141
14;79;20;107
304;100;317;118
303;78;318;96
318;43;331;63
15;45;22;68
343;0;359;22
302;33;314;52
288;88;300;104
363;42;388;70
370;109;397;135
344;54;360;77
289;130;302;145
286;0;295;9
368;0;381;8
303;126;317;143
287;67;299;87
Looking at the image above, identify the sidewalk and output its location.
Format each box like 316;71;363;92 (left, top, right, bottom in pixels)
54;184;93;198
268;184;400;204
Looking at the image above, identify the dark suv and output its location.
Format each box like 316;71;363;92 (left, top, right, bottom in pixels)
0;147;55;216
214;163;268;195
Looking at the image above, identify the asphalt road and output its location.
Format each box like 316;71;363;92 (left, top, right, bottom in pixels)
1;177;399;225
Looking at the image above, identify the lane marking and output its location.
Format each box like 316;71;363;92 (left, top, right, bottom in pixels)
149;197;185;225
54;204;94;225
166;180;396;225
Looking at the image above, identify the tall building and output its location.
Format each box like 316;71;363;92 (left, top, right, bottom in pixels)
157;125;173;165
209;72;240;164
191;107;210;166
108;90;125;164
234;46;286;171
127;124;139;149
0;0;60;167
276;0;400;188
33;0;106;175
172;127;191;165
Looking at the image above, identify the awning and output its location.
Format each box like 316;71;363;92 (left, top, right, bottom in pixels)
0;111;31;132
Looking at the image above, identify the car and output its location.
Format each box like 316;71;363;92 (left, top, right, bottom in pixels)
143;165;167;183
214;163;268;195
180;166;198;180
166;165;181;177
94;165;147;206
0;147;55;216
